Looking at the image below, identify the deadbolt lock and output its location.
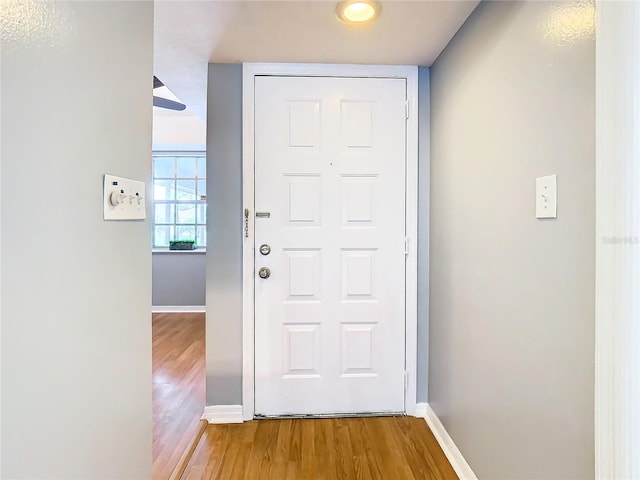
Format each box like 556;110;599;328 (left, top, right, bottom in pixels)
258;267;271;279
259;244;271;256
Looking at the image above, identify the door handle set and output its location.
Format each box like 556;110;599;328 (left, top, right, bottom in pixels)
257;242;272;279
253;210;273;279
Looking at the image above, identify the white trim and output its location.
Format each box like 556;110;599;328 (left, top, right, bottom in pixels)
404;63;419;417
152;248;206;254
595;2;640;478
414;402;428;419
151;305;205;313
242;62;420;420
151;149;207;155
421;404;478;480
242;64;257;421
152;144;206;152
202;405;244;424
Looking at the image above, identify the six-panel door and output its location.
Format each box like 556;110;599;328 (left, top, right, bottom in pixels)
254;76;407;416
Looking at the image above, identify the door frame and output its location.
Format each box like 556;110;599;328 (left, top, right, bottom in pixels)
594;2;640;477
241;63;419;420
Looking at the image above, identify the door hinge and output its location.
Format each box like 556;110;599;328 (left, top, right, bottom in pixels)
404;237;409;256
405;100;410;119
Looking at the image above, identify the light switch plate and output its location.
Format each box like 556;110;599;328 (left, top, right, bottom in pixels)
536;174;557;219
103;174;146;220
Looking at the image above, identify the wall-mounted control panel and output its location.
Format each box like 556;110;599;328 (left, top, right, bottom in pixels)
535;174;557;219
103;174;146;220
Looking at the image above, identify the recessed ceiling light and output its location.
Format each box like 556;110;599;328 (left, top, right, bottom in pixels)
336;1;380;25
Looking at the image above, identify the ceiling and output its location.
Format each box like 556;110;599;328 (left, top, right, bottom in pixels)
152;84;206;148
153;0;480;122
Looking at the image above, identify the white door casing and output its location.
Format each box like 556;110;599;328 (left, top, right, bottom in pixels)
242;63;419;420
254;75;406;416
595;2;640;477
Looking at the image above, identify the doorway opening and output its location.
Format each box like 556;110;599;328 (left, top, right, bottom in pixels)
241;63;420;420
151;89;208;478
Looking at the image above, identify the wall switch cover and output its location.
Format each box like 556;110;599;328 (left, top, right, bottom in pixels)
536;174;557;219
104;174;146;220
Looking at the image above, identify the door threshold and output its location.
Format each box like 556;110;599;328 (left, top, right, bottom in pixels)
254;411;405;420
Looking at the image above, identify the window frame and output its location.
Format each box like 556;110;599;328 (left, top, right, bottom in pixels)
152;151;207;249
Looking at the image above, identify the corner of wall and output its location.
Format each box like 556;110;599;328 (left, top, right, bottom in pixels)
421;404;478;480
417;66;431;403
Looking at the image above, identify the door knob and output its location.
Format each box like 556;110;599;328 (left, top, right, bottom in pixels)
258;267;271;279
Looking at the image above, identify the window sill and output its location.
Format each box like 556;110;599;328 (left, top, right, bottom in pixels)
152;248;206;254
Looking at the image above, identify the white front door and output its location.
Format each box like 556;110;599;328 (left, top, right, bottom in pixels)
254;75;407;416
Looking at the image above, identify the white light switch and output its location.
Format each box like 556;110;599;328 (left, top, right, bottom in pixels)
103;174;146;220
536;174;557;219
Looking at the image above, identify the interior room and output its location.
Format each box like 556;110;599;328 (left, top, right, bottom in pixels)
2;0;638;479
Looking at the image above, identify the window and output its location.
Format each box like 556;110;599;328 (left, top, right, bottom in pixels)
152;153;206;248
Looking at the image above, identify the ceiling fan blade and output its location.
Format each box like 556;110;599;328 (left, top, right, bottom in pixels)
153;96;186;111
153;76;164;89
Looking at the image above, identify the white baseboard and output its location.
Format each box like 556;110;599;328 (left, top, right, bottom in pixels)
202;405;244;424
152;305;205;313
418;403;478;480
414;402;428;418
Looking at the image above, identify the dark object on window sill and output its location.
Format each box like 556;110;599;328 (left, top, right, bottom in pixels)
169;240;196;251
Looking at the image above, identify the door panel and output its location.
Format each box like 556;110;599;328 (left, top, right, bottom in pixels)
254;76;406;416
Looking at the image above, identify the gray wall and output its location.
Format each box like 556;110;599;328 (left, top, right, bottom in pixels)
417;67;431;402
429;1;595;478
153;252;206;307
1;1;153;478
206;64;243;405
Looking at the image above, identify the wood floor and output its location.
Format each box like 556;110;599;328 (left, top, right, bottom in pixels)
182;416;458;480
153;312;206;480
153;312;457;479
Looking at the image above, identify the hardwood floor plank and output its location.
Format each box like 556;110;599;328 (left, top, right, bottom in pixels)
348;418;374;480
358;418;385;480
267;460;287;480
213;427;241;480
372;417;413;480
243;420;276;480
183;466;206;480
189;425;229;479
169;420;208;480
317;418;338;480
229;439;253;480
333;418;357;479
299;419;315;480
400;416;458;480
275;418;293;460
393;416;433;479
